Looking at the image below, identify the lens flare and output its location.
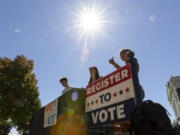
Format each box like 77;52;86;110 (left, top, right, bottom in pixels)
79;7;101;34
73;1;107;40
71;1;110;63
51;113;87;135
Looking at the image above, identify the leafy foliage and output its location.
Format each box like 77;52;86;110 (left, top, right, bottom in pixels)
0;55;41;135
0;120;12;135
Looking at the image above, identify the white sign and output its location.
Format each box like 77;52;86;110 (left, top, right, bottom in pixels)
85;64;136;125
44;99;58;128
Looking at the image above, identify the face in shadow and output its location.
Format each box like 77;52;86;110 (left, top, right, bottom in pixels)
60;80;68;88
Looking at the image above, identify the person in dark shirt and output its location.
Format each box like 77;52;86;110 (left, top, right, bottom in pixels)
109;48;144;101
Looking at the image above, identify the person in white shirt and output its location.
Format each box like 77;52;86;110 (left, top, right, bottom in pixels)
59;77;73;95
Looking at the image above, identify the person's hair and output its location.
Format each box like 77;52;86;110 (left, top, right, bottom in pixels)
59;77;67;83
88;66;100;84
119;48;135;58
120;48;139;72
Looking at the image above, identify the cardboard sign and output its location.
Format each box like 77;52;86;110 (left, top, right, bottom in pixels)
44;99;58;128
85;64;136;125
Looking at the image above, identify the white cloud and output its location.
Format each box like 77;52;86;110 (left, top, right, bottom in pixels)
14;29;21;32
81;47;89;63
149;16;156;22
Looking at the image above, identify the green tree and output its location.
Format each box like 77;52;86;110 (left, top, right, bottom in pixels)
0;55;41;135
0;120;12;135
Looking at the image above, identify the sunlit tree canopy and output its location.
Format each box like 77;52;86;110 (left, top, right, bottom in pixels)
0;55;41;135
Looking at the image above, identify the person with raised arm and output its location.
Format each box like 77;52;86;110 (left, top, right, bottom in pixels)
109;49;139;71
109;48;144;102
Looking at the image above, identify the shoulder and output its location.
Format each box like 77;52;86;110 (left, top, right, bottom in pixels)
126;58;138;63
62;87;73;94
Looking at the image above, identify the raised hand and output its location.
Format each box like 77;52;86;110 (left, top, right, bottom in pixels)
109;57;115;64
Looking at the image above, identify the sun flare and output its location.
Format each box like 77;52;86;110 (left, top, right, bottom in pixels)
72;1;109;63
79;8;101;33
74;3;107;39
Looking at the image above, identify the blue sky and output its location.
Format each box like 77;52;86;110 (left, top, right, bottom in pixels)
0;0;180;131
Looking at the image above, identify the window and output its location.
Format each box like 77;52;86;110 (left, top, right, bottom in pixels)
173;101;178;117
176;88;180;101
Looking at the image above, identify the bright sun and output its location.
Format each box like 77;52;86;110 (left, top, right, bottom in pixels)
79;8;101;33
72;1;109;62
74;3;106;39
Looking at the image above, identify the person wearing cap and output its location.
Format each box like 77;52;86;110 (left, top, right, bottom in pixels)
59;77;73;95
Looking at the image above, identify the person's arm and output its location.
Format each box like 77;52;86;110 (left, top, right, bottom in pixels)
137;62;139;72
109;57;121;69
112;62;120;69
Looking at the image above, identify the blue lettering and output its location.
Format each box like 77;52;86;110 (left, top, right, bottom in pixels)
47;114;56;125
